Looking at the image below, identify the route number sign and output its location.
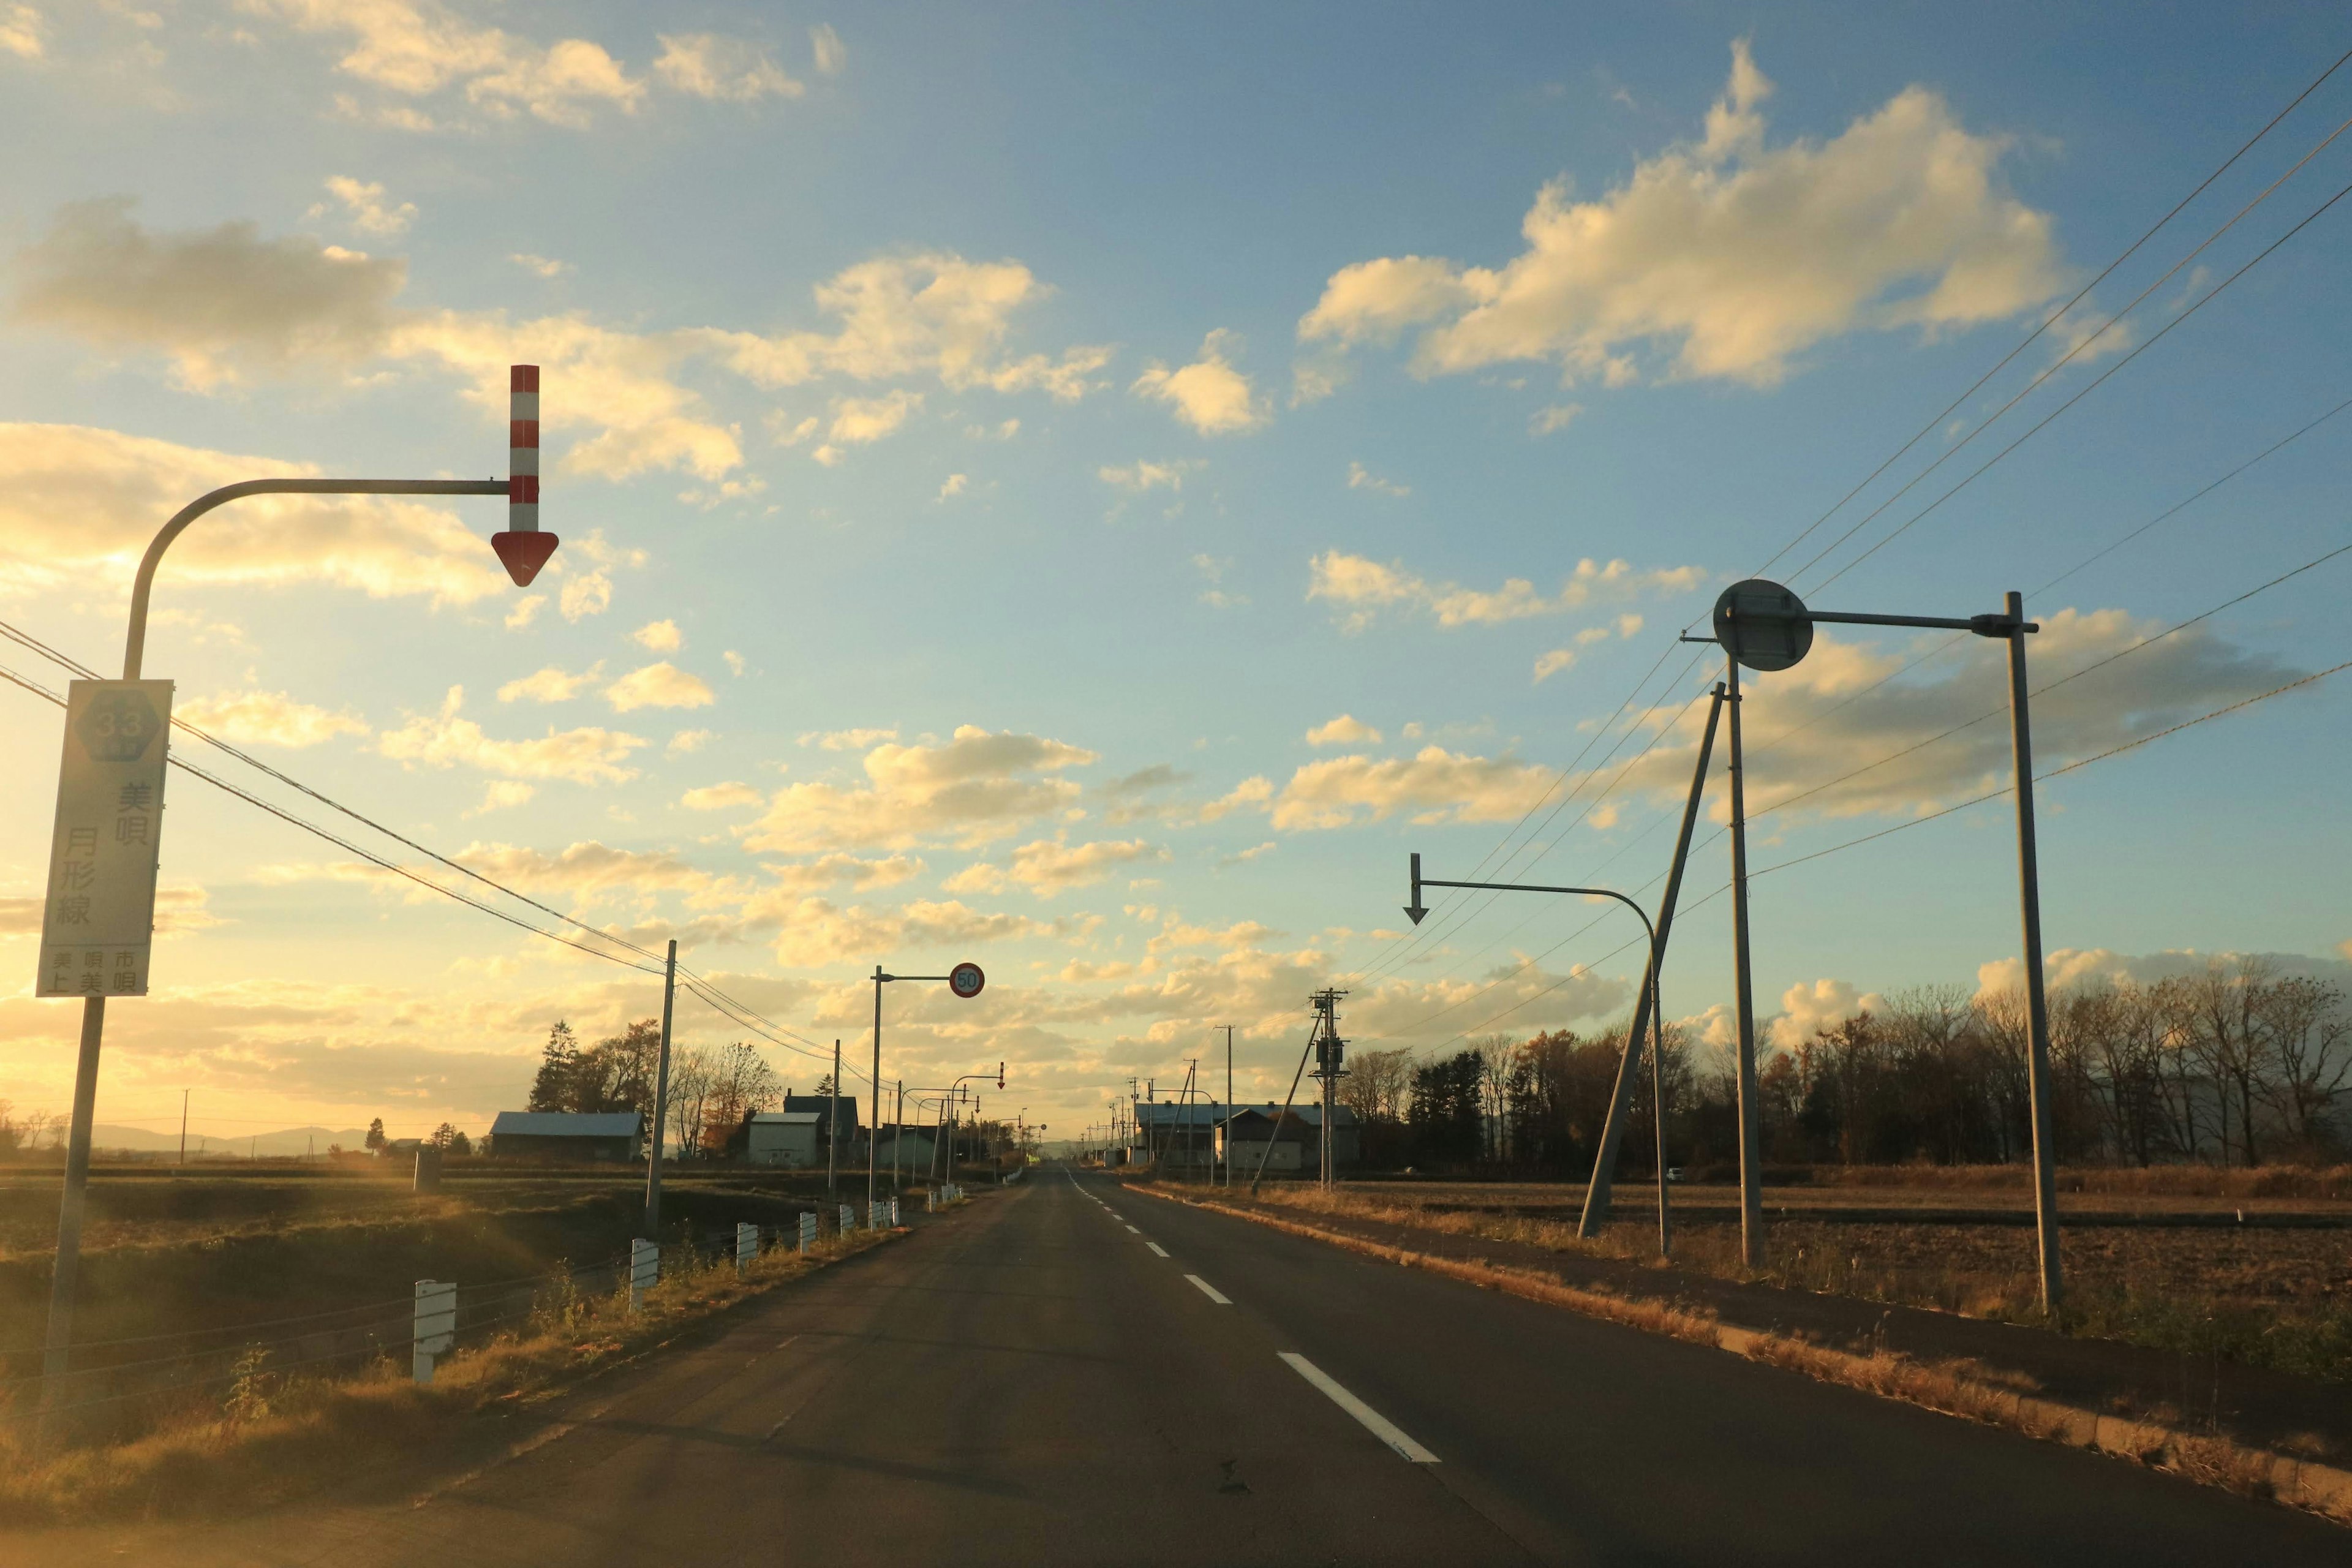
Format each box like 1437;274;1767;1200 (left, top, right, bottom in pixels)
38;680;173;998
948;962;986;999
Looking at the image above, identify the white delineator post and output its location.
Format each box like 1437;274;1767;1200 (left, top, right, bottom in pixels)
736;1222;758;1275
412;1280;456;1385
799;1211;817;1254
628;1238;658;1313
839;1203;854;1236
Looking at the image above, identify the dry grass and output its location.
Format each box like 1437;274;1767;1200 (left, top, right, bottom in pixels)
0;1227;886;1526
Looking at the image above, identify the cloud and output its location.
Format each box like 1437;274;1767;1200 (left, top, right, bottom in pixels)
497;663;601;703
1532;649;1577;683
510;253;570;279
1530;404;1582;435
745;725;1097;854
1221;842;1278;867
249;0;645;129
1098;459;1193;492
946;837;1166;899
0;4;43;60
13;198;404;389
1308;549;1705;631
666;728;713;755
176;690;369;747
1130;329;1266;434
809;23;845;75
1271;745;1556;831
0;423;510;603
1766;978;1889;1052
560;570;612;620
801;726;897;751
1298;42;2062;388
1305;714;1381;747
379;685;646;785
320;176;415;236
1190;553;1246;609
1600;611;2308;823
631;619;682;652
767;896;1047;969
938;473;967;499
654;33;801;102
503;594;546;629
818;388;921;459
466;780;535;816
680;780;763;811
605;661;715;712
1346;461;1409;497
1197;775;1273;823
722;651;745;676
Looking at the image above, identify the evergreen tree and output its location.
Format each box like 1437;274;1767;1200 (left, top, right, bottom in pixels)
364;1117;386;1152
527;1020;581;1112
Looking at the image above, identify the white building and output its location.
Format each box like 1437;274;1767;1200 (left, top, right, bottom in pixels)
744;1110;823;1168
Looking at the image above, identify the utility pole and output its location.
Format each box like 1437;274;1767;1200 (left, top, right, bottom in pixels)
2005;589;2064;1310
827;1039;840;1196
893;1079;905;1193
1308;989;1348;1188
1725;655;1765;1268
643;939;677;1238
1221;1025;1235;1187
176;1089;187;1171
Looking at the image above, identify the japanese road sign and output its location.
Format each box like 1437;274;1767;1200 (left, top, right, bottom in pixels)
949;962;986;998
37;680;173;998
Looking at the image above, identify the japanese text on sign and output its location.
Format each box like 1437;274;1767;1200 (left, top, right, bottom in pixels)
37;680;173;998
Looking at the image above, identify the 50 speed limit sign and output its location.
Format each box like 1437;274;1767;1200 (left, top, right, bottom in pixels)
948;962;986;998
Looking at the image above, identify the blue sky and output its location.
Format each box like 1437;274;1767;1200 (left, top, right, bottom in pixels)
2;1;2349;1147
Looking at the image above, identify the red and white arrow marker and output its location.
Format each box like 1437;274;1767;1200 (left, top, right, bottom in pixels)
492;363;560;586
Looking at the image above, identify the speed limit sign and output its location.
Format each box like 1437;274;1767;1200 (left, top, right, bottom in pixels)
948;961;986;998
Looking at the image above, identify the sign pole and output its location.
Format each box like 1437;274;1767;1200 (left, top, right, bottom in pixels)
644;939;677;1238
1726;653;1766;1268
2005;590;2065;1310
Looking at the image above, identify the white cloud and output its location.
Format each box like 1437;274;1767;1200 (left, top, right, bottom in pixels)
605;662;715;712
1272;745;1556;831
249;0;645;129
379;687;646;785
0;423;509;603
765;897;1045;969
938;473;968;499
1308;549;1705;631
1098;459;1193;492
666;728;714;755
1616;613;1645;639
654;32;801;102
944;837;1165;899
1299;42;2062;388
1530;403;1583;435
178;690;369;747
1346;461;1409;497
503;594;546;630
745;725;1098;854
800;726;897;751
1305;714;1381;747
510;253;570;279
497;663;601;703
560;569;612;620
1532;649;1577;683
1197;775;1273;823
631;618;682;652
680;780;763;811
0;4;44;60
824;388;921;447
1190;553;1246;609
466;780;535;816
321;176;415;236
809;23;845;75
1222;842;1278;866
1766;978;1888;1052
1130;328;1266;434
722;651;745;676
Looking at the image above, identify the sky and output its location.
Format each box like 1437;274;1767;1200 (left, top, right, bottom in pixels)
2;1;2350;1151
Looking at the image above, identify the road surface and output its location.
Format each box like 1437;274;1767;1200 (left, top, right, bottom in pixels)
25;1166;2348;1566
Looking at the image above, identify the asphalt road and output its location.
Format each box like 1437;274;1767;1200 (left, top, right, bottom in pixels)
24;1166;2349;1567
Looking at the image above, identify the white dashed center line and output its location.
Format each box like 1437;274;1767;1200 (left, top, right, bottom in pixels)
1124;1224;1140;1234
1278;1353;1438;1464
1185;1274;1231;1305
1145;1242;1169;1257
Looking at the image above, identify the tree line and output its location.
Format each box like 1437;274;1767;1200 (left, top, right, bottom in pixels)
525;1019;785;1157
1338;959;2350;1174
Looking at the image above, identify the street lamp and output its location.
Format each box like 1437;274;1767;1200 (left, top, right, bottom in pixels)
1406;856;1676;1257
866;962;988;1213
34;367;552;1425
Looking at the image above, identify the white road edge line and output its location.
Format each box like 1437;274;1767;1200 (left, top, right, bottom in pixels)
1185;1274;1232;1305
1278;1352;1439;1464
1124;1224;1141;1234
1146;1242;1169;1257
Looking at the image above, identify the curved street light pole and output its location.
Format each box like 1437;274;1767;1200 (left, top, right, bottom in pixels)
1408;858;1674;1256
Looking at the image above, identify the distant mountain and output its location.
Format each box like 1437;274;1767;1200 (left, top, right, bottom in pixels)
89;1125;371;1157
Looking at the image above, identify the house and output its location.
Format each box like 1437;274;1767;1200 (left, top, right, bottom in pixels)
744;1110;822;1168
486;1111;643;1163
873;1123;937;1170
1131;1100;1226;1171
1218;1103;1359;1174
780;1092;861;1149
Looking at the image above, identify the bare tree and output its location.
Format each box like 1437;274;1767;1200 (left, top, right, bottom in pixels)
665;1047;716;1160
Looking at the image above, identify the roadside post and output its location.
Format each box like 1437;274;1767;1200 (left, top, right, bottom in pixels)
839;1202;855;1236
628;1238;658;1313
1691;578;2060;1304
36;368;551;1436
798;1210;818;1255
735;1222;758;1275
412;1280;457;1385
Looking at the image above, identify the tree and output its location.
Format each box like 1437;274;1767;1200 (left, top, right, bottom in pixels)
704;1042;782;1154
666;1046;716;1158
527;1020;581;1112
448;1129;472;1156
364;1118;387;1152
1409;1050;1486;1166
